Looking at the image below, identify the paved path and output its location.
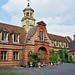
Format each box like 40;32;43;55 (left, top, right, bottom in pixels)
0;63;75;75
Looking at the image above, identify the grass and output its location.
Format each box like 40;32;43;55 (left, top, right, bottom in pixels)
0;70;18;75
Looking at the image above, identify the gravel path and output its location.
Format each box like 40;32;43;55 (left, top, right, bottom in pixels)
0;63;75;75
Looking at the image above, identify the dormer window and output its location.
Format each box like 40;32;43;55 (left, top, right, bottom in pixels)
66;43;68;48
13;34;19;43
39;31;43;41
1;32;8;42
26;12;29;16
61;42;64;47
56;41;59;47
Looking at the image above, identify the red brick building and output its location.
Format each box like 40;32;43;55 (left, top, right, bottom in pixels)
69;35;75;61
0;21;71;67
0;2;71;67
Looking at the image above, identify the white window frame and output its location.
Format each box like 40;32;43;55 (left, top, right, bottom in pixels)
1;51;7;60
61;42;64;48
1;32;8;42
56;41;59;47
13;52;19;60
39;31;44;41
13;34;19;43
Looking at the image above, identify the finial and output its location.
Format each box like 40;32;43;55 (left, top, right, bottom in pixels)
27;0;30;7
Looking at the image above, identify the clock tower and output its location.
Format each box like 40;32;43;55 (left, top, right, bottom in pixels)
21;0;36;33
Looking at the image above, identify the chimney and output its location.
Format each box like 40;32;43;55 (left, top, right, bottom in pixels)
74;35;75;40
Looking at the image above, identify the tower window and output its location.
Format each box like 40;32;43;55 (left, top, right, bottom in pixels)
26;12;29;16
30;13;32;17
39;31;43;41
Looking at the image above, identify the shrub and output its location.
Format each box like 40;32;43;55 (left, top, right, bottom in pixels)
49;49;59;63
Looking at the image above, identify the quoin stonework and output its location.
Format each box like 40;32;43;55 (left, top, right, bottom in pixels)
0;1;74;67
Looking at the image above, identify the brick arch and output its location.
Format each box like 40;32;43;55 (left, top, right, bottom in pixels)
35;46;49;64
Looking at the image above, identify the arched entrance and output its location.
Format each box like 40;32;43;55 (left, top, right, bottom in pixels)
38;47;47;64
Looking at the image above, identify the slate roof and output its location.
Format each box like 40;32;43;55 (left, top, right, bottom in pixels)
0;22;26;44
24;26;37;43
69;41;75;52
48;33;69;42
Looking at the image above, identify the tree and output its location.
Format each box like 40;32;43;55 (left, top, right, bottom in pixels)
59;49;65;62
59;49;69;63
49;49;58;63
64;49;69;62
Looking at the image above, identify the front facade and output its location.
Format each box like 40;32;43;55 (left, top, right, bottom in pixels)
0;2;71;67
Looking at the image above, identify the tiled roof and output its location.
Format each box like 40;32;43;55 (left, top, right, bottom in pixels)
69;41;75;51
0;22;26;44
48;33;69;42
37;21;46;26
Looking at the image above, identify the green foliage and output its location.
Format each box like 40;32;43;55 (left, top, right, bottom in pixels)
59;49;69;63
70;56;72;62
49;49;58;63
72;60;75;63
28;51;43;65
28;51;43;59
28;59;36;65
64;49;69;62
59;49;65;62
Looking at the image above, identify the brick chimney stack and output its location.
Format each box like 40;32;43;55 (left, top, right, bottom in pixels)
74;35;75;40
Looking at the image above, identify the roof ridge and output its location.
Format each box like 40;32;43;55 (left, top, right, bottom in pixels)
48;33;66;38
0;22;24;29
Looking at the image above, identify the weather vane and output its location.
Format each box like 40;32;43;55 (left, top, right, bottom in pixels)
27;0;30;7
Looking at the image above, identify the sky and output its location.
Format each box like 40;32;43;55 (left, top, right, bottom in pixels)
0;0;75;40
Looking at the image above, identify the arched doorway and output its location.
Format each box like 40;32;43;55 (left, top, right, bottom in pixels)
38;47;47;64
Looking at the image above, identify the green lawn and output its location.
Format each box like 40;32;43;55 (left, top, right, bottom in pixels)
0;69;29;75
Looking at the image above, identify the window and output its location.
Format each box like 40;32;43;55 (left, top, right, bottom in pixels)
72;53;74;58
30;13;32;17
30;20;33;24
13;52;19;60
14;34;19;43
23;20;25;24
61;42;64;47
1;51;7;60
26;12;29;16
56;41;59;47
39;31;43;41
1;32;7;41
66;43;68;48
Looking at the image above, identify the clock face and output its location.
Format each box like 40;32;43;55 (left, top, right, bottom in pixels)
30;20;33;24
23;20;25;24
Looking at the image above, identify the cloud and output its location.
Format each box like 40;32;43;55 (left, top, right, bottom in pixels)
47;24;75;39
2;0;26;13
10;14;22;27
37;16;66;25
1;0;75;39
